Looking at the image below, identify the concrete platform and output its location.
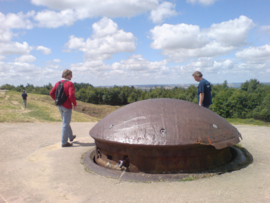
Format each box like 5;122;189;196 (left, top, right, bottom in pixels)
0;122;269;203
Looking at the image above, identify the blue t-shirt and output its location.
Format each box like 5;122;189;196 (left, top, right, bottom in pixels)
197;78;212;106
22;92;28;100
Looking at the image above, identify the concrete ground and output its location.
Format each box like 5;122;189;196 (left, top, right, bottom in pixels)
0;122;269;203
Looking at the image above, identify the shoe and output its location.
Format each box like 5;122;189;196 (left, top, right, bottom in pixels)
70;135;76;142
62;142;73;147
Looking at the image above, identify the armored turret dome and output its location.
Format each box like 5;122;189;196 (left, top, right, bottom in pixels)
90;98;242;149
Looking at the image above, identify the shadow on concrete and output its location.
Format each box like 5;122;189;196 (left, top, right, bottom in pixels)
73;141;95;147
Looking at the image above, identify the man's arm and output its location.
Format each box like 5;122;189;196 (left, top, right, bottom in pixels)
199;92;204;106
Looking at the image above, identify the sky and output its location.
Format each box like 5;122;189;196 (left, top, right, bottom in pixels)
0;0;269;87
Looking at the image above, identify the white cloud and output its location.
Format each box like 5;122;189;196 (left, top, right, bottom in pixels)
112;55;168;73
47;64;62;69
92;17;119;38
0;28;13;42
213;60;236;70
261;25;270;33
0;62;8;73
150;16;255;62
36;46;51;55
206;15;255;47
71;60;111;73
0;11;34;30
0;1;161;30
173;58;219;75
235;44;270;63
186;0;218;6
0;61;62;85
102;56;165;73
172;57;269;82
15;55;36;63
31;0;159;18
150;1;178;24
70;55;170;84
31;0;165;28
0;55;6;61
65;17;136;60
0;41;32;55
53;59;61;63
0;11;35;43
151;23;208;50
0;12;36;56
34;9;77;28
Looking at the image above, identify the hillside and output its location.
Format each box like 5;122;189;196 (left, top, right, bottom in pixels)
0;90;119;123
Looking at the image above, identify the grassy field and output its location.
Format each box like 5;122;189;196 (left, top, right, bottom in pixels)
0;90;119;122
0;90;269;126
226;118;270;127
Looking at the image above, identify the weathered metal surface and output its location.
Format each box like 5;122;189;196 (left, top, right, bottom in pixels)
94;140;232;173
90;98;242;173
90;98;242;149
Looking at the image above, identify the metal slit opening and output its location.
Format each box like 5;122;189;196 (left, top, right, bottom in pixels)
107;155;113;160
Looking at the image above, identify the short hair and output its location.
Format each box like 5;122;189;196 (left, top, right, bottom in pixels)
23;90;25;93
192;71;203;77
62;69;72;78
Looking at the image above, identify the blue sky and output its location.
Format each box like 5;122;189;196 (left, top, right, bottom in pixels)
0;0;269;86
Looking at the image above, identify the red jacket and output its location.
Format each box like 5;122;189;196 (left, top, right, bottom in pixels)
50;80;77;109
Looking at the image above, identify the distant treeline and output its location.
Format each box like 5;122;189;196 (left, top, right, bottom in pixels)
1;79;270;122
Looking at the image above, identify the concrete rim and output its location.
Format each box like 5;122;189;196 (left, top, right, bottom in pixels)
82;146;253;182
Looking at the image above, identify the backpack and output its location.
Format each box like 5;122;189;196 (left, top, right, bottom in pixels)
55;81;68;105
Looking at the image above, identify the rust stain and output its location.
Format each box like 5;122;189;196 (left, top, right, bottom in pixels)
207;138;212;145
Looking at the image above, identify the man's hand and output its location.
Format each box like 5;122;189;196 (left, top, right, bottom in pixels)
74;105;77;111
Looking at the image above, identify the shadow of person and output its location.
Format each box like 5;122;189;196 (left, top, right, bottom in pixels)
72;141;95;147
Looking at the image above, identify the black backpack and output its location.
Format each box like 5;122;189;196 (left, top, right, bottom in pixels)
55;81;68;105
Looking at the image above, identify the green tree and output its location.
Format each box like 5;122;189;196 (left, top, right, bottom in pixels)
211;89;234;118
228;90;249;118
253;94;270;122
127;92;138;103
0;84;15;90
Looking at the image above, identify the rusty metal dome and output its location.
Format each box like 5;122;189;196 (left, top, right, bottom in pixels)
90;98;242;149
89;98;242;174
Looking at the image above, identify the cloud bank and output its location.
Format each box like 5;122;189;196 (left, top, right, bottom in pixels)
150;16;255;62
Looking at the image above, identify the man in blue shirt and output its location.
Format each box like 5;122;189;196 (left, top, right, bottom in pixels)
192;71;212;108
21;90;28;108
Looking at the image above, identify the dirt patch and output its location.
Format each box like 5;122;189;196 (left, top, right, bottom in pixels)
0;109;32;113
75;101;120;119
0;93;5;98
11;100;20;105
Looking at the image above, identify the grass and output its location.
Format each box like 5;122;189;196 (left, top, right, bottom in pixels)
1;90;269;126
226;118;270;127
0;90;114;122
25;103;60;122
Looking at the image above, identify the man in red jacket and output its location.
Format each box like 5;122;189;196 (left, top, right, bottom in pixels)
50;69;77;147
